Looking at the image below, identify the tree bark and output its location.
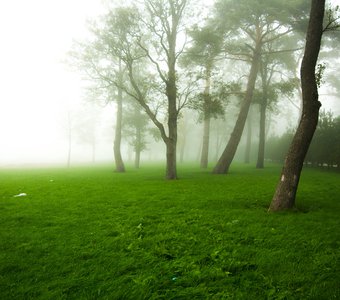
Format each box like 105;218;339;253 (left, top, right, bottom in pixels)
213;42;261;174
269;0;324;211
113;87;125;172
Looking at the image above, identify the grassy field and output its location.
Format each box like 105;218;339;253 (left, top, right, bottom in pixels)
0;163;339;299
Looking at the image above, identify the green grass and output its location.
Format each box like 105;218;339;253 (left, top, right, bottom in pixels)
0;163;339;299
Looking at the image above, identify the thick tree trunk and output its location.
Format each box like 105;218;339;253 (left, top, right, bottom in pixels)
213;44;261;174
114;88;125;172
256;102;266;169
269;0;324;211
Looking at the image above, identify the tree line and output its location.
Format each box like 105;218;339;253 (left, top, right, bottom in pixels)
69;0;339;211
266;110;340;168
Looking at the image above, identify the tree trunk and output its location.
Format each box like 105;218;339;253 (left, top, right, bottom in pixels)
200;65;212;169
179;130;186;163
165;70;178;179
213;43;261;174
269;0;324;211
114;88;125;172
200;117;211;168
256;102;266;169
135;149;140;169
134;125;141;169
244;111;252;164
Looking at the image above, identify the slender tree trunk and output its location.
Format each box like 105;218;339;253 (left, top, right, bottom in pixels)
179;131;186;163
244;111;252;164
200;117;211;168
269;0;324;211
200;65;212;168
114;88;125;172
213;43;261;174
165;70;178;179
256;102;266;168
134;125;141;169
257;61;269;169
135;150;141;169
178;114;187;164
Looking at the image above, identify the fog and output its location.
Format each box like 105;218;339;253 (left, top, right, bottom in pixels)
0;0;339;167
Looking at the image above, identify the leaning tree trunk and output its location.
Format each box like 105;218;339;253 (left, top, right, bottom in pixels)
269;0;324;211
213;43;261;174
113;87;125;172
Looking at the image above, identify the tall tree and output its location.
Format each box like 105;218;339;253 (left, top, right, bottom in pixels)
269;0;326;211
93;1;192;179
140;0;190;179
122;99;149;169
68;19;127;172
255;52;296;169
182;25;223;168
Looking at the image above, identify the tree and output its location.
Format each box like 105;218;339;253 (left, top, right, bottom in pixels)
140;0;190;179
182;24;224;168
122;99;149;169
254;53;297;169
68;17;127;172
269;0;326;211
88;1;193;179
212;0;309;174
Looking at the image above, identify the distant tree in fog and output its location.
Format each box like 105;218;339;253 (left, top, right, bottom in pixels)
122;99;150;168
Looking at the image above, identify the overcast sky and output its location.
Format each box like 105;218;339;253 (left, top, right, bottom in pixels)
0;0;339;166
0;0;106;165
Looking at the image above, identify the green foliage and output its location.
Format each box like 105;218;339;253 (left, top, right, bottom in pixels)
306;110;340;167
189;82;241;122
266;130;295;162
315;62;326;88
0;164;339;299
266;111;340;167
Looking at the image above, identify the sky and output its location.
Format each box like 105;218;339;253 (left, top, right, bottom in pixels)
0;0;108;165
0;0;339;166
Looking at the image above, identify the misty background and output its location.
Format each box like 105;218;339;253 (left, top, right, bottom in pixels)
0;0;339;167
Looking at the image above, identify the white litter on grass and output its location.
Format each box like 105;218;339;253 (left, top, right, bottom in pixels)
13;193;27;197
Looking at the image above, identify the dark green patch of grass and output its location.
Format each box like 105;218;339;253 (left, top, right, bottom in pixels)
0;163;339;299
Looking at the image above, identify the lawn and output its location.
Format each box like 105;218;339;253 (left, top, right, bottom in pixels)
0;163;339;299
